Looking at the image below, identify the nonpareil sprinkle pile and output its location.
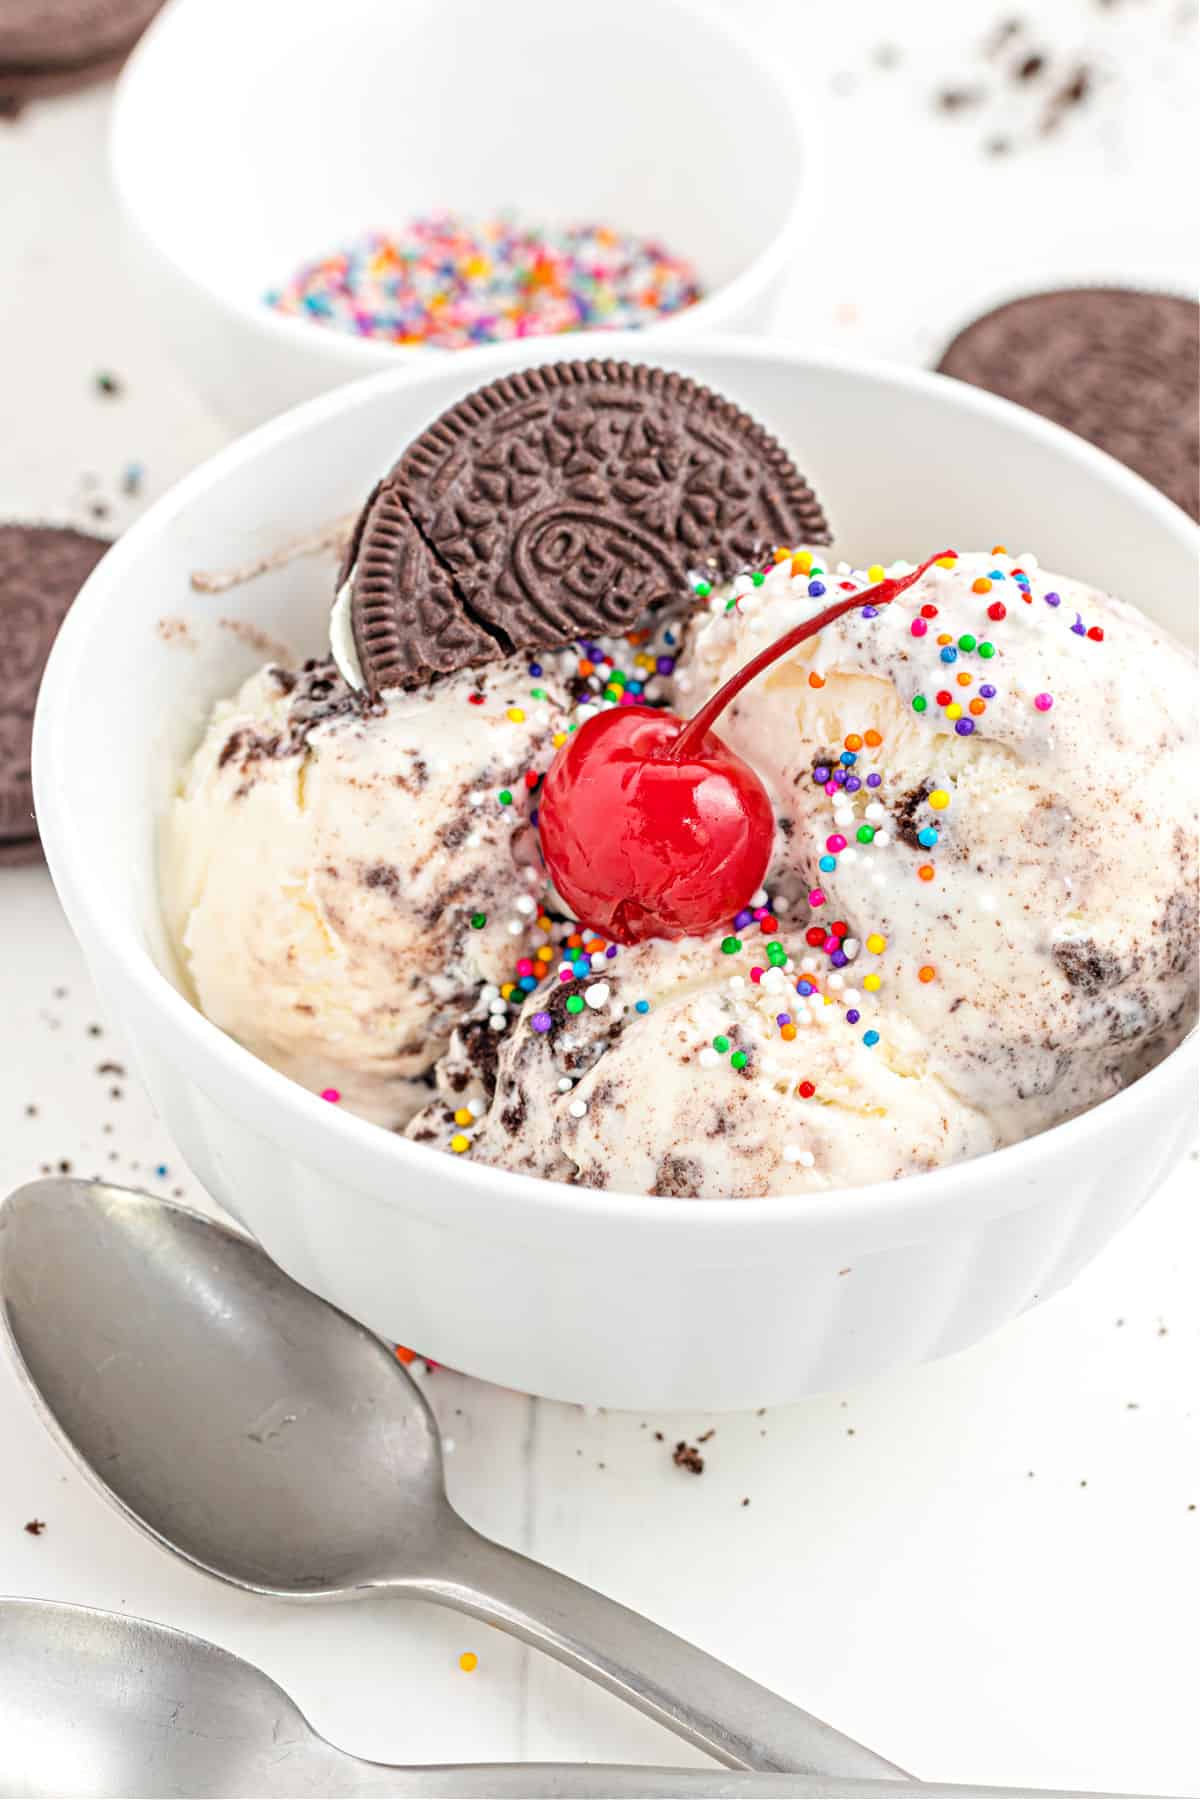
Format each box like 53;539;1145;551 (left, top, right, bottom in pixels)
265;213;703;348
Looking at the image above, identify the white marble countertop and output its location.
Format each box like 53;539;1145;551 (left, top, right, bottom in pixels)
2;2;1197;1793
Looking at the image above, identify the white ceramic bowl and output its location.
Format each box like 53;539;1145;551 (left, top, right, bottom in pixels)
33;334;1197;1411
110;0;806;434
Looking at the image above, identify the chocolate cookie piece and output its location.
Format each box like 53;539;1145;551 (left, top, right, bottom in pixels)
344;359;830;694
1;0;163;107
937;289;1199;521
1;525;111;860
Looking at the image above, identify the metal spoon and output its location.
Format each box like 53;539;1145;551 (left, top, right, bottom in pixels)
0;1599;1141;1800
0;1178;901;1779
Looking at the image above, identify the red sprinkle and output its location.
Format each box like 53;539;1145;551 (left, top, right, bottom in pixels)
759;915;778;933
468;693;485;705
831;920;848;937
936;689;953;705
797;1080;816;1099
806;926;826;946
1087;626;1104;641
920;603;938;619
987;602;1006;621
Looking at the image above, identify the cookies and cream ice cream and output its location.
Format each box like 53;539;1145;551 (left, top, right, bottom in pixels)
163;545;1196;1192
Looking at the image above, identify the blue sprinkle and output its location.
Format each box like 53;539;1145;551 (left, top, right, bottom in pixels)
819;854;837;873
635;999;650;1014
154;1163;169;1178
863;1029;880;1047
1044;591;1061;607
846;1008;861;1024
980;683;997;699
918;826;938;848
808;580;826;598
664;629;677;645
528;662;543;677
530;808;539;826
840;750;857;766
797;979;815;996
940;646;957;664
988;569;1006;580
519;975;537;990
573;958;589;976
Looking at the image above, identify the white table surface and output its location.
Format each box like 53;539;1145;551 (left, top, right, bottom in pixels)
2;2;1197;1793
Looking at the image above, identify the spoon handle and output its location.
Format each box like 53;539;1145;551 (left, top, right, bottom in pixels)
412;1518;907;1777
339;1768;1134;1799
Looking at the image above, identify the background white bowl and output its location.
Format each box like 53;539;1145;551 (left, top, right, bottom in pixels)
33;333;1197;1411
110;0;805;433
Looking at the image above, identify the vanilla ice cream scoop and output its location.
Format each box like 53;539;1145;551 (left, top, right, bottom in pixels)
161;656;572;1127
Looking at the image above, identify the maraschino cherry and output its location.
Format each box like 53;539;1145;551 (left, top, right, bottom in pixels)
538;552;952;944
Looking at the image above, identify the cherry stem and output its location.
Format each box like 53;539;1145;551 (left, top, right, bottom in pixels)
670;550;954;760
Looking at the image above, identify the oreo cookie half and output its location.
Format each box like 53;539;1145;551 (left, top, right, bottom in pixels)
0;525;111;862
344;359;830;695
0;0;163;107
937;288;1199;521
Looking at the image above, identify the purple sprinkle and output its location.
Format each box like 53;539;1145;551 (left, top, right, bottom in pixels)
1071;614;1087;636
530;808;539;826
833;769;847;787
861;605;879;619
1044;591;1061;607
813;764;830;783
846;1008;860;1024
831;949;848;968
980;683;996;699
845;775;861;793
776;1013;791;1026
866;772;882;788
954;717;975;735
532;1012;553;1032
656;655;676;675
734;908;753;929
606;944;619;958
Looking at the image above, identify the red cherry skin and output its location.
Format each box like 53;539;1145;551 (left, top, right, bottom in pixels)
538;706;774;945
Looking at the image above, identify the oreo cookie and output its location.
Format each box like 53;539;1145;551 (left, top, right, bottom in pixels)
1;525;110;862
343;359;830;694
1;0;163;108
937;289;1199;521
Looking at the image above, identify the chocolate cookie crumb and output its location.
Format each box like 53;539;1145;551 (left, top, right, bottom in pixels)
672;1441;704;1475
23;1519;45;1536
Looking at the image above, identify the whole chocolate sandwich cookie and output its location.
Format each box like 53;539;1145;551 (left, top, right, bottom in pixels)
0;524;110;865
937;288;1199;521
0;0;163;108
339;359;830;695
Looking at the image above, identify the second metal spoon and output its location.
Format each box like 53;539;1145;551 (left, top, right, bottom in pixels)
0;1178;903;1779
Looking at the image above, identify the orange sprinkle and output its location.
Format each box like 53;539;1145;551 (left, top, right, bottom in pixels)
566;934;582;948
578;659;595;677
918;965;936;983
918;864;935;882
774;546;791;563
956;671;972;687
844;733;863;752
780;1023;797;1041
395;1345;417;1365
991;544;1008;555
585;938;605;953
864;729;883;747
808;671;825;689
937;633;953;646
459;1652;478;1673
972;578;992;595
969;698;986;716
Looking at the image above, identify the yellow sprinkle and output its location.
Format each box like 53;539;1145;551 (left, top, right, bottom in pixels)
507;707;525;723
945;703;963;720
774;546;791;563
935;555;957;569
928;789;950;810
552;732;568;747
865;932;887;954
863;973;882;992
635;653;654;671
791;549;814;576
459;1651;478;1672
450;1134;470;1154
535;945;554;962
453;1108;472;1127
501;982;515;999
867;563;886;583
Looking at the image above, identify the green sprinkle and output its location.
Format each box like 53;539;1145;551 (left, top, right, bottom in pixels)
725;598;737;612
610;668;628;686
713;1034;730;1054
694;580;712;598
912;695;928;713
530;687;547;699
751;571;765;587
566;994;584;1015
730;1051;749;1070
497;789;513;806
766;940;786;964
957;633;977;652
568;721;578;732
856;825;875;844
978;641;995;659
470;912;487;930
604;687;620;701
721;936;742;955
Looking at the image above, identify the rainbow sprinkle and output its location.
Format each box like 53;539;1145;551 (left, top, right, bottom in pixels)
265;214;702;348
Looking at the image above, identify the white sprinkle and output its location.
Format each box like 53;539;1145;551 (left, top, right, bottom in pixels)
488;1015;506;1032
507;919;523;935
1018;551;1038;570
842;938;860;957
699;1047;721;1068
799;1149;815;1168
865;801;886;822
763;966;787;990
774;896;790;913
468;1097;486;1118
729;975;745;990
873;830;891;847
834;806;855;827
584;983;610;1009
840;847;859;864
568;1098;587;1118
750;888;768;907
516;895;536;915
557;1077;574;1092
977;892;997;911
827;972;845;990
782;1144;804;1163
801;955;818;973
480;985;499;1004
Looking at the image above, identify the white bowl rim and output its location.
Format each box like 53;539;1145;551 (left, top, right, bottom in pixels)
34;330;1199;1237
109;0;809;371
